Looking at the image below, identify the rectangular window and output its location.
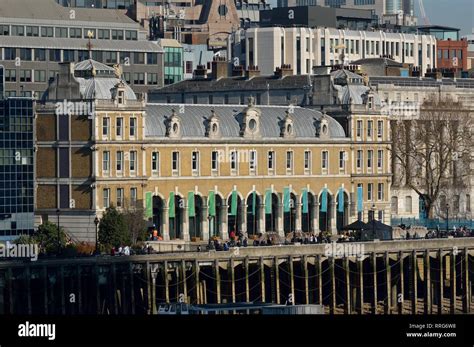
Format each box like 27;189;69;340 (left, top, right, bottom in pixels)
230;150;238;172
356;120;362;138
117;188;124;208
339;151;345;169
33;69;46;82
112;30;124;40
116;151;123;172
367;120;373;137
98;29;110;40
102;117;110;137
56;27;68;38
103;189;110;208
147;52;158;64
26;26;39;37
34;49;46;61
152;152;159;174
377;150;383;169
211;151;219;172
103;151;110;173
129;151;137;172
116;117;123;137
104;51;117;64
5;69;16;82
377;120;383;138
49;49;61;62
378;183;384;201
268;151;275;171
367;150;373;169
20;70;32;82
147;73;158;85
20;48;32;61
130;117;136;137
172;151;180;175
12;25;24;36
367;183;373;201
322;151;328;170
192;151;200;175
304;150;311;172
133;73;145;85
134;52;145;64
249;150;257;173
357;150;363;169
0;25;10;36
63;50;75;62
286;151;293;172
130;188;137;207
69;28;82;38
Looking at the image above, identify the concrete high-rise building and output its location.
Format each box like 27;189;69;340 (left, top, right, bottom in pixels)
0;0;164;98
385;0;402;14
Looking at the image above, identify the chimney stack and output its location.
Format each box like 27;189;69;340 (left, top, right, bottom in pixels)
193;64;208;79
210;57;229;80
232;65;245;77
246;65;260;79
274;64;293;79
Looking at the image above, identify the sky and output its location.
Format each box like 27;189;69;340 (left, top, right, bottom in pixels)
416;0;474;36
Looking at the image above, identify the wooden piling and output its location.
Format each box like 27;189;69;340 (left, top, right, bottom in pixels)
385;252;391;314
424;251;431;314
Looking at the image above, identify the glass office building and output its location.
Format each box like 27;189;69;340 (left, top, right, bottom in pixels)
0;92;35;239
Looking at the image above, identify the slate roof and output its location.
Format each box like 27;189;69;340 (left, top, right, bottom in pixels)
149;74;312;94
145;104;346;139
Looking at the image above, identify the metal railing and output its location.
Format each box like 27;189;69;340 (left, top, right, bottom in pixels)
391;218;474;230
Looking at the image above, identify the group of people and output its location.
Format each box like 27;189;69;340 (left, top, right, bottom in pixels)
110;245;131;256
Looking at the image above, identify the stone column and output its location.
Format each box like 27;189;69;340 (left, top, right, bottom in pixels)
303;255;309;304
214;260;221;304
258;196;265;234
229;259;236;303
358;258;364;314
313;202;320;234
372;253;377;314
438;249;444;314
220;204;229;240
277;200;284;237
202;197;209;241
385;252;391;314
260;257;266;302
330;201;337;235
424;250;432;314
317;255;323;305
163;261;170;304
399;252;405;314
344;257;351;314
450;251;456;314
289;256;295;305
348;201;353;223
463;248;470;313
162;207;170;241
182;203;190;241
240;203;248;236
411;251;418;314
295;201;302;233
274;257;280;304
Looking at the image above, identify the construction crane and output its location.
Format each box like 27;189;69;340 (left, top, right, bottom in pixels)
418;0;431;25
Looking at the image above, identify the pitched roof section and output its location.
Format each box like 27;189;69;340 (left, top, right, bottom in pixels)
149;74;312;94
145;104;346;139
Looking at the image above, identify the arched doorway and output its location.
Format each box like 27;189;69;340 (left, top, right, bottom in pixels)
228;193;242;235
189;195;203;239
152;196;164;235
284;193;297;235
336;190;350;232
246;192;261;236
301;191;315;233
319;192;333;232
211;194;223;238
169;194;183;240
265;192;279;232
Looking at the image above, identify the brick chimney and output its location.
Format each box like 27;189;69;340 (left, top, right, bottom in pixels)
246;65;260;79
193;64;208;79
274;64;293;79
232;65;245;77
210;57;229;80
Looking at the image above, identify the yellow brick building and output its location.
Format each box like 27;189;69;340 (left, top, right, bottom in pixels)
35;60;391;242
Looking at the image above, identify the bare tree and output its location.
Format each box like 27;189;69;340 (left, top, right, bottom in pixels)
122;199;148;244
391;95;473;218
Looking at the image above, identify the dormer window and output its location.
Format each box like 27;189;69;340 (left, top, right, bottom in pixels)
281;109;295;138
167;110;182;138
368;96;374;109
118;90;124;105
207;110;221;139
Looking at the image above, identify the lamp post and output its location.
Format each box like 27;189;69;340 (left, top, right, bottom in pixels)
94;216;100;254
446;203;450;233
